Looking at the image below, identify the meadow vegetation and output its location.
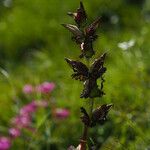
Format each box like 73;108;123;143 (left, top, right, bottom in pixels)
0;0;150;149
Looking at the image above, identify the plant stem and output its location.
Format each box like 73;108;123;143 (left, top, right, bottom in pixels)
80;125;88;150
80;98;94;150
89;98;94;118
80;59;95;150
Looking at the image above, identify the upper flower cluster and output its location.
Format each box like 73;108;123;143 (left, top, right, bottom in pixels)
62;2;101;59
63;2;114;150
63;2;106;99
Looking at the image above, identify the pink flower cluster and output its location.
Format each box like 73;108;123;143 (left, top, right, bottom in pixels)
0;81;70;149
0;100;48;150
23;82;55;94
11;100;48;129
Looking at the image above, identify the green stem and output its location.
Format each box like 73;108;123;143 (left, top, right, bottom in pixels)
89;98;94;118
86;58;90;67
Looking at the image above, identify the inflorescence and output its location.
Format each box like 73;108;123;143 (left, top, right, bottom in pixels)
62;2;113;149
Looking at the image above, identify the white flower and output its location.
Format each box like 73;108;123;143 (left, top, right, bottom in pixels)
118;39;135;50
3;0;12;7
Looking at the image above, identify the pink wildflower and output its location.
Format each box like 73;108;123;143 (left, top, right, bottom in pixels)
11;100;49;129
9;128;21;138
36;82;55;94
19;101;37;115
54;108;70;119
23;84;33;94
11;115;31;128
0;137;11;150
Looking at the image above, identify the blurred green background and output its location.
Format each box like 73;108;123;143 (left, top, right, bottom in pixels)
0;0;150;149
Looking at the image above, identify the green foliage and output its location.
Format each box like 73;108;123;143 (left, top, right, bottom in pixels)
0;0;150;149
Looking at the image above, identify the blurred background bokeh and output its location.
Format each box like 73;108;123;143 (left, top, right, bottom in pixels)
0;0;150;149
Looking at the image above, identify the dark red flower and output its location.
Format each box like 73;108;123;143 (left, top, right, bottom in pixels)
91;104;113;126
67;2;87;27
80;104;113;127
85;17;101;41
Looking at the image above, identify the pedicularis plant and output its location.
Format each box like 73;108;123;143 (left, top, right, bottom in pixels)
62;2;113;150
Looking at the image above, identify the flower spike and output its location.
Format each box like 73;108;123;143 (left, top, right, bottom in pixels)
63;2;113;149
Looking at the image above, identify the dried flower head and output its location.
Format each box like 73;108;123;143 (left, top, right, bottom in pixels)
91;104;113;126
67;2;87;27
65;53;106;98
85;17;101;41
65;58;88;81
62;24;84;44
62;2;101;59
80;104;113;127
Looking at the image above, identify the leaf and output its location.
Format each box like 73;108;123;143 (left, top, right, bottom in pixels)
80;107;90;126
